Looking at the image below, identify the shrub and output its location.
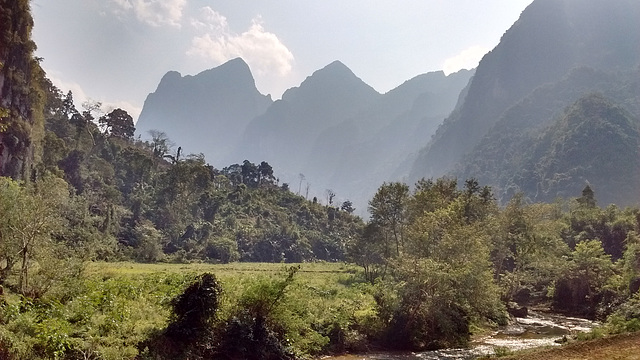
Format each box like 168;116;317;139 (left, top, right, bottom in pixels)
604;293;640;334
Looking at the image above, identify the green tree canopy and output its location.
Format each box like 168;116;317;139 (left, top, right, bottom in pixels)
99;108;135;139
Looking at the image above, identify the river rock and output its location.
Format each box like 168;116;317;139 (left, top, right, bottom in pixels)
507;303;528;318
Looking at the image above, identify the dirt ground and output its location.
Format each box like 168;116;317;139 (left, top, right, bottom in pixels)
501;332;640;360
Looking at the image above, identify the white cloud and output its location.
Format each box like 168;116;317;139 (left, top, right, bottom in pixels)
111;0;186;28
187;7;294;76
442;45;489;75
46;72;90;107
189;6;228;32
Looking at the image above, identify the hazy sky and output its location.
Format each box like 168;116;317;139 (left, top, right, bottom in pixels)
31;0;533;120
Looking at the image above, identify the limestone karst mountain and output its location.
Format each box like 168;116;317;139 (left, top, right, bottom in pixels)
410;0;640;206
237;60;382;181
138;59;472;213
136;58;273;165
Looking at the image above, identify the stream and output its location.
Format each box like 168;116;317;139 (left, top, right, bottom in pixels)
323;311;598;360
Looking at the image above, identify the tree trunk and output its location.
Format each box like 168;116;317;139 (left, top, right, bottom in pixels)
19;244;28;294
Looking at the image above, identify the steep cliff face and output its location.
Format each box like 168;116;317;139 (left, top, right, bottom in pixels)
454;67;640;204
135;58;273;167
410;0;640;183
0;0;44;179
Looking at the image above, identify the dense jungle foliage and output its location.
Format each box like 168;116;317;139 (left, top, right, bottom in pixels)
33;78;363;265
0;1;639;359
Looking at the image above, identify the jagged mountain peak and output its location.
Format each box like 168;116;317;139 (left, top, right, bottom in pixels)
155;70;182;91
135;57;272;166
194;57;251;78
154;58;257;94
191;58;256;89
316;60;354;75
385;69;473;99
282;60;379;102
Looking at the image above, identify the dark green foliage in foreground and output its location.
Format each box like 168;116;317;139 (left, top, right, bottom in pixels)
166;273;222;341
2;176;640;358
213;267;299;360
140;270;298;360
363;178;505;350
354;178;640;352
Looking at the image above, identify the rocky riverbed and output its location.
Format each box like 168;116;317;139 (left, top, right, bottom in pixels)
323;311;598;360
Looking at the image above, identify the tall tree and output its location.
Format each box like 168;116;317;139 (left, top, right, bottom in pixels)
0;176;68;294
99;108;135;139
577;184;597;208
369;182;409;256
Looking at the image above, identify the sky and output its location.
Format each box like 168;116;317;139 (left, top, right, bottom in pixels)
31;0;534;121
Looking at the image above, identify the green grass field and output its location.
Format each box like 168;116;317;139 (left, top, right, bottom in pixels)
0;261;377;359
85;261;360;277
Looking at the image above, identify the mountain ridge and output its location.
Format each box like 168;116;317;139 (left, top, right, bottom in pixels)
409;0;640;184
137;58;472;213
135;58;273;165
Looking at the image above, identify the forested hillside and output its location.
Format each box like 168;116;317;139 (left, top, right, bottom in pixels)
410;0;640;207
36;79;364;264
455;67;640;205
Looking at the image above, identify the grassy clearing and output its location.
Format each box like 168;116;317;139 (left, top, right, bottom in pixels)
85;261;360;277
0;261;376;359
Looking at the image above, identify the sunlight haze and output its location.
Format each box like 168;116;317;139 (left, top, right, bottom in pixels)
31;0;533;119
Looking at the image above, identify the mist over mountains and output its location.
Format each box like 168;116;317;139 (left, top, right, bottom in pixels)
137;58;472;213
136;58;273;166
410;0;640;206
137;0;640;212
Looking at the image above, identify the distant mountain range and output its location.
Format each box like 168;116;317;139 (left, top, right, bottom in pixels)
137;59;472;213
137;0;640;211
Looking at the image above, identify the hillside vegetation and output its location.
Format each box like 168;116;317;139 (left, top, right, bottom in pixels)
411;0;640;207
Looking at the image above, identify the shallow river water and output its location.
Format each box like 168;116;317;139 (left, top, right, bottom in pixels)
323;311;598;360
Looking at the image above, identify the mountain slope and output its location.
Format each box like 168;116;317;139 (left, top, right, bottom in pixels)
238;60;381;178
454;67;640;203
238;65;472;212
135;58;273;166
318;69;474;209
410;0;640;183
522;94;640;206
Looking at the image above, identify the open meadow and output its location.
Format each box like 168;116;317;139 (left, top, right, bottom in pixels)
0;262;378;359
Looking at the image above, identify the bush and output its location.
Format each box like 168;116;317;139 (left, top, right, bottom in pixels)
604;293;640;334
139;273;222;359
214;309;296;360
214;266;299;359
166;273;222;341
